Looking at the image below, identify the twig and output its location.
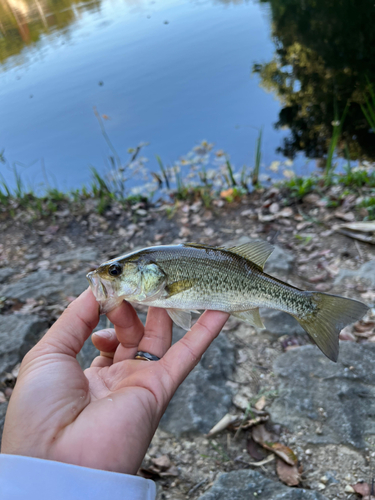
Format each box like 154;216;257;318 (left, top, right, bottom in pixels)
355;240;364;262
188;479;207;496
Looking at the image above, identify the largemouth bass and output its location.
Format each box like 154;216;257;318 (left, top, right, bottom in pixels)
86;241;368;362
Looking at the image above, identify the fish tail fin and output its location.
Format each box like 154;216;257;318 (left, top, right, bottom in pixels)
294;292;368;362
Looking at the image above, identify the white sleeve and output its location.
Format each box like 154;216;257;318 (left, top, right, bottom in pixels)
0;454;156;500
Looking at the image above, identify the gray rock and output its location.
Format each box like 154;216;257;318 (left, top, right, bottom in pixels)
270;342;375;448
0;270;87;302
160;327;235;436
77;316;107;370
198;469;328;500
53;247;99;265
264;245;294;277
259;308;305;337
0;268;14;284
334;260;375;289
0;315;48;375
0;401;8;446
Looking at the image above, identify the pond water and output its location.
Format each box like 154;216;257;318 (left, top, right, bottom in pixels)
0;0;374;193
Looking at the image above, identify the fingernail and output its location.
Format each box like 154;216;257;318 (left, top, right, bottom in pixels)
93;329;114;339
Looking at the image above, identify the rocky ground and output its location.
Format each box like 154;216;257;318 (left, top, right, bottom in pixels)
1;187;375;499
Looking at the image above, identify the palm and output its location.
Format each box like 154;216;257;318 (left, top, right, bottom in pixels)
1;289;228;475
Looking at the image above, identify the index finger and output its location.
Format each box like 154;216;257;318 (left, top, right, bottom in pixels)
160;310;229;390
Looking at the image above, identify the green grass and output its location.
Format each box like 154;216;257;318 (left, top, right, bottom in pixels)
324;100;349;182
358;197;375;220
281;175;318;199
361;78;375;132
252;127;263;187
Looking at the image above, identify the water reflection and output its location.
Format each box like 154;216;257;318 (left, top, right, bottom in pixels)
0;0;100;66
254;0;375;161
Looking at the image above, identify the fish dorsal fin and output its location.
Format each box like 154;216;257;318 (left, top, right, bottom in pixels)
226;241;274;269
167;308;192;330
231;308;265;329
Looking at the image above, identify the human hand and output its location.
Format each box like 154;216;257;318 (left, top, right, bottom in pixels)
1;289;228;474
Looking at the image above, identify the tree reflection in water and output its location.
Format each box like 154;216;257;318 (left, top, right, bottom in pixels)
0;0;100;66
254;0;375;161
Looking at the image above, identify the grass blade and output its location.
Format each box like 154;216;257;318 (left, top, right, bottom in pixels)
252;127;263;186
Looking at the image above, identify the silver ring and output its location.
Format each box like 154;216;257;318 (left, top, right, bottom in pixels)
135;351;160;361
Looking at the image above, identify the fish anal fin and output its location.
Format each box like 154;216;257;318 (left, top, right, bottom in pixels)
166;279;195;298
232;308;265;328
167;309;192;330
226;241;274;269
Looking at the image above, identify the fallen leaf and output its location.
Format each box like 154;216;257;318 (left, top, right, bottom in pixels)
354;322;375;333
258;212;276;222
269;203;280;214
334;211;355;222
254;395;266;411
251;424;297;465
336;222;375;244
151;455;171;470
277;207;293;218
220;188;234;199
276;458;300;486
269;442;298;466
303;193;320;204
246;437;267;461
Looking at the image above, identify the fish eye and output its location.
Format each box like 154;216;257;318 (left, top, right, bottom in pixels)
108;262;122;277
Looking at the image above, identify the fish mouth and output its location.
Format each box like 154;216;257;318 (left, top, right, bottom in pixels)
86;271;108;300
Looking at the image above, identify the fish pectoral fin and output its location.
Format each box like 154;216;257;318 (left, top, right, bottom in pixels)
226;241;274;269
165;279;196;298
167;308;192;330
231;308;265;328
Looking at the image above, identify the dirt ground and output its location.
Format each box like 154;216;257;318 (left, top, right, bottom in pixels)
1;187;374;499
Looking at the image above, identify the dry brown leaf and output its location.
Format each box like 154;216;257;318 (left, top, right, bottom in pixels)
246;437;267;461
355;330;375;338
251;424;297;466
334;210;355;222
276;458;300;486
354;322;375;333
277;207;293;218
254;395;266;411
151;455;171;470
252;424;273;445
269;442;298;466
220;188;234;199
